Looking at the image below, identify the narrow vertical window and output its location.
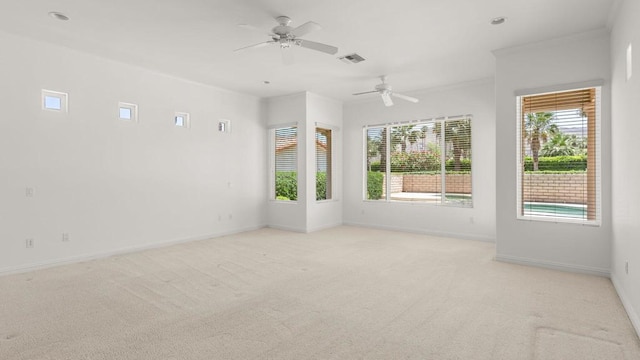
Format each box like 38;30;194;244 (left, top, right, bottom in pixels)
316;128;332;200
627;43;633;81
516;87;601;224
273;126;297;201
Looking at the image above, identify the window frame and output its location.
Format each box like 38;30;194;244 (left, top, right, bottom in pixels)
315;127;333;201
42;89;68;112
363;115;473;207
118;102;138;122
270;125;298;202
515;85;601;226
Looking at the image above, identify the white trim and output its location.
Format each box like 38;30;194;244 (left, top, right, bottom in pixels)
266;224;307;233
495;254;610;277
0;225;266;277
611;275;640;340
267;121;298;130
315;122;340;131
514;79;605;97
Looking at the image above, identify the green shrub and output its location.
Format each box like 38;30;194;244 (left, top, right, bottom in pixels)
367;172;384;200
275;171;297;201
524;155;587;171
390;151;440;172
316;172;327;200
369;161;381;172
445;158;471;171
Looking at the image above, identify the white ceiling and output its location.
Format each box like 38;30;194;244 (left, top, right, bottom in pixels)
0;0;616;102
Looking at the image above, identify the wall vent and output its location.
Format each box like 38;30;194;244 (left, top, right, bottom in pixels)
338;53;365;64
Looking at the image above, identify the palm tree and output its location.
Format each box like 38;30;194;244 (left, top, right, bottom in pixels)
367;136;381;171
525;112;558;171
391;125;424;153
540;132;580;157
434;118;472;171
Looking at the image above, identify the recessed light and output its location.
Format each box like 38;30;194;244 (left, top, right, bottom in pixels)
491;16;507;25
263;81;271;85
49;12;69;21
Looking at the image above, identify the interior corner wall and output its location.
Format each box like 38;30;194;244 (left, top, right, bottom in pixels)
494;30;612;275
610;0;640;336
306;92;343;232
266;92;343;233
266;92;308;232
0;31;267;273
342;79;496;241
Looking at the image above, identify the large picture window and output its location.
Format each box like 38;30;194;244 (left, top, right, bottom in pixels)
516;87;601;224
365;116;472;206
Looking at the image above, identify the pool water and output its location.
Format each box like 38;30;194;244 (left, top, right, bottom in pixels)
524;202;587;219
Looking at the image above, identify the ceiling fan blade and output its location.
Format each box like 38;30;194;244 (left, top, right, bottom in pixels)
281;46;294;65
290;21;321;37
353;90;379;96
234;41;274;52
381;92;394;107
296;39;338;55
391;92;419;103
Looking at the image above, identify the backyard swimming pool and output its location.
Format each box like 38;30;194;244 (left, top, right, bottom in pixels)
524;202;587;219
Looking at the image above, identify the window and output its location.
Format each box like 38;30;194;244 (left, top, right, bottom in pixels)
364;116;472;206
272;126;297;201
174;112;190;128
118;102;138;122
218;119;231;133
316;127;332;200
42;90;68;112
516;86;601;224
627;43;633;81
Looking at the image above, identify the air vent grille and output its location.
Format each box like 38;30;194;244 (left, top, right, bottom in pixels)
338;53;365;64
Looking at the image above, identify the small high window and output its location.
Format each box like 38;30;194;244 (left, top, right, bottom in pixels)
118;102;138;122
42;90;68;112
175;112;190;128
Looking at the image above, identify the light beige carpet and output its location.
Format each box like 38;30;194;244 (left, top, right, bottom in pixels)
0;226;638;359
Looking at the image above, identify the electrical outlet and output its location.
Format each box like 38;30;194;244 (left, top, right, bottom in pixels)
62;233;69;242
625;261;629;275
25;238;34;248
228;214;233;220
25;187;34;197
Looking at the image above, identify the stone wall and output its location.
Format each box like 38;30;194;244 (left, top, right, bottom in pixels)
379;173;587;204
523;173;587;204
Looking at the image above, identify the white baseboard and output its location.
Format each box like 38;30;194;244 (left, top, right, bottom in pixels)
495;254;610;277
266;224;308;233
611;275;640;340
0;225;266;277
306;222;344;233
342;221;496;243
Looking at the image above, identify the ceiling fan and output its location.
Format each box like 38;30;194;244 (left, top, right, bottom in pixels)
353;76;419;106
235;16;338;64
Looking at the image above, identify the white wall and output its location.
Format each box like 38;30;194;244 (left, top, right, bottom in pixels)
0;31;266;273
610;0;640;335
266;92;343;232
343;79;496;241
306;93;343;232
494;30;612;275
266;92;308;232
